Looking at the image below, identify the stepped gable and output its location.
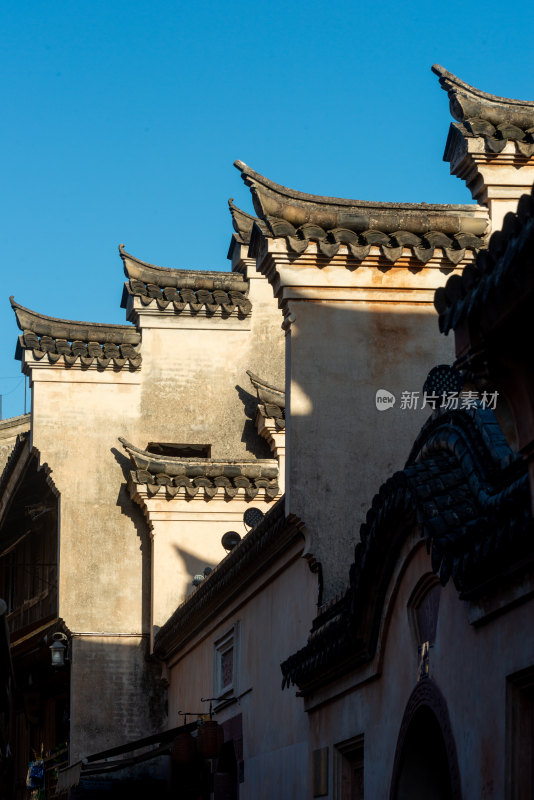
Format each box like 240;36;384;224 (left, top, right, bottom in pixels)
235;161;488;266
434;186;534;334
11;298;142;369
281;407;532;693
247;370;285;429
119;438;279;500
433;65;534;158
119;245;252;317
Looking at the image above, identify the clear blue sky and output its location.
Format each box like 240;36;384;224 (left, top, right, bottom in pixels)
1;0;533;418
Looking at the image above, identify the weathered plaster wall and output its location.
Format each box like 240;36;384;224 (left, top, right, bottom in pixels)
166;542;317;800
134;271;284;460
287;299;454;597
19;262;285;759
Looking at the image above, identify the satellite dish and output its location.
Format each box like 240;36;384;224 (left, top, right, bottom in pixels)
221;531;242;552
243;507;264;529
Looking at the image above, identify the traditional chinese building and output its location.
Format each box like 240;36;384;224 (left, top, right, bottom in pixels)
1;64;533;800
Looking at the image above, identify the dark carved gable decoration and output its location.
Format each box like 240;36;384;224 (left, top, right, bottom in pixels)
235;161;488;266
11;298;142;369
119;245;252;317
247;370;285;429
280;407;532;694
435;187;534;336
119;438;279;500
433;65;534;158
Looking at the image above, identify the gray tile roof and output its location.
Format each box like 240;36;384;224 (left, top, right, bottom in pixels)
433;64;534;157
120;245;252;317
120;438;279;500
235;161;488;265
11;298;142;369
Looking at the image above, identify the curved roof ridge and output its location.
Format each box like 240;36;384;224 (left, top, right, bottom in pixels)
432;64;534;110
234;161;488;243
432;64;534;129
247;370;285;408
119;245;245;289
10;297;140;344
235;160;486;213
119;437;278;472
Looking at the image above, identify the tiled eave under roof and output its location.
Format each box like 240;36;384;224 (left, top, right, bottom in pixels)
11;298;141;369
119;245;252;317
235;161;488;265
120;438;279;500
433;65;534;157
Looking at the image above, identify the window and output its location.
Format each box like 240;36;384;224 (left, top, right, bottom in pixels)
146;442;211;458
334;735;364;799
214;624;239;701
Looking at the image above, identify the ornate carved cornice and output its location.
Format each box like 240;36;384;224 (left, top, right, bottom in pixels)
120;438;279;500
11;298;141;369
119;245;252;317
433;65;534;157
235;161;488;266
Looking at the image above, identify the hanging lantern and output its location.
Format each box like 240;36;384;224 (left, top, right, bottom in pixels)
170;732;197;765
197;720;224;759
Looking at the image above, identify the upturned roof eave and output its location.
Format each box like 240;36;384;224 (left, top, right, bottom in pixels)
10;298;140;345
119;245;247;291
235;161;488;237
119;437;278;477
432;64;534;129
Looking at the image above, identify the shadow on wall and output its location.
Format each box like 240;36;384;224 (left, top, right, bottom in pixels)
234;383;272;458
173;544;218;597
111;446;153;634
282;292;456;597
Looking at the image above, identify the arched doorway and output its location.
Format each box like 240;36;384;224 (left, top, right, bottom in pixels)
390;680;462;800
